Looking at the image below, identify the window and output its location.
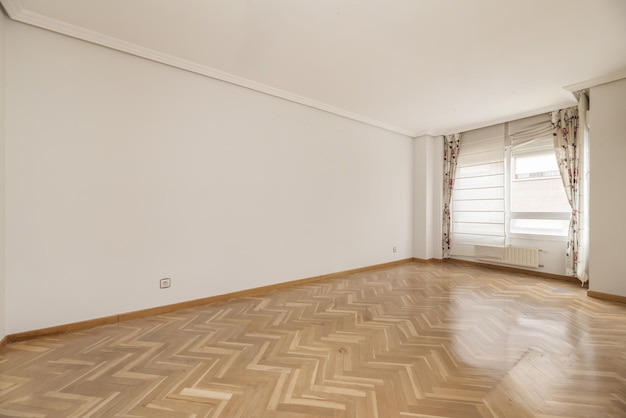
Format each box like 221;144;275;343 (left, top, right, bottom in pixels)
450;115;571;257
509;139;571;236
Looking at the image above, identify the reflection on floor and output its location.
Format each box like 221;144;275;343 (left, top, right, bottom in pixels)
1;261;625;417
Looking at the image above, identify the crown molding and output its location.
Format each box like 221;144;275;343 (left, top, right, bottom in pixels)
0;0;416;138
0;0;22;16
564;68;626;92
429;100;576;137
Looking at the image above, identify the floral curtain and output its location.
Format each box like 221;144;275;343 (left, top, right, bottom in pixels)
576;92;590;284
552;95;589;284
442;133;460;258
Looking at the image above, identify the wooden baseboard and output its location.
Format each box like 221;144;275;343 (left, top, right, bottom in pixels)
5;258;415;345
446;257;581;285
587;290;626;305
7;315;121;343
0;336;7;352
412;257;443;264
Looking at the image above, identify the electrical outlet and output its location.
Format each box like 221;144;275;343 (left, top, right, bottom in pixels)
160;278;171;289
393;246;397;253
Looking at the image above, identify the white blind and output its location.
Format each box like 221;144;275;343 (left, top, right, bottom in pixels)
508;113;552;148
451;124;505;256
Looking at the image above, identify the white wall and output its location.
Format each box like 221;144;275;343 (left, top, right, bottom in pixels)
4;21;414;334
413;135;443;260
589;77;626;297
0;11;7;339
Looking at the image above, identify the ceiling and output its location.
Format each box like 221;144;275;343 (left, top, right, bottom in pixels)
2;0;626;137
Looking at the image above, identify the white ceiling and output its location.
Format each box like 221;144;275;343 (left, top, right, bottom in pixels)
2;0;626;137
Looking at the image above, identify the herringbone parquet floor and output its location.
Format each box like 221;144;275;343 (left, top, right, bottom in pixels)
1;261;625;417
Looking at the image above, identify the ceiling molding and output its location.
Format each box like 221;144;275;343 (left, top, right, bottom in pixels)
429;100;576;138
0;0;22;16
0;0;416;138
564;68;626;92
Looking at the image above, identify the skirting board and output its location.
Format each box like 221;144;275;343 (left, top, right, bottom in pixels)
5;258;415;345
446;257;581;284
411;257;443;264
587;290;626;305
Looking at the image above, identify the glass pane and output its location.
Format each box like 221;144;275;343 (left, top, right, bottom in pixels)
511;178;570;212
510;218;569;236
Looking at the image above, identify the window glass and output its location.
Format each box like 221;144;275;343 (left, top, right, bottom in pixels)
510;218;569;236
510;141;571;236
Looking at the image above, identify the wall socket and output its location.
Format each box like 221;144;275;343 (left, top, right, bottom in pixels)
160;278;171;289
393;246;397;253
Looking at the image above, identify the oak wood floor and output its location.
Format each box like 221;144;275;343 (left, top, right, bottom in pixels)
1;261;625;417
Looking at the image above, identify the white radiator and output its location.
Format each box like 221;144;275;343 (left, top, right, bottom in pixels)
476;246;541;268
